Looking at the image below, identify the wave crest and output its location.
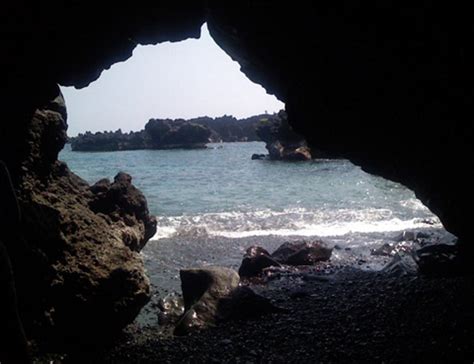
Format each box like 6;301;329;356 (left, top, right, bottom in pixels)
151;207;442;241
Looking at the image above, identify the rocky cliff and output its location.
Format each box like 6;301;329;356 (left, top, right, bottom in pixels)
3;91;157;345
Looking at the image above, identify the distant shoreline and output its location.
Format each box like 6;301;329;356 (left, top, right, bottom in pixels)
68;113;275;152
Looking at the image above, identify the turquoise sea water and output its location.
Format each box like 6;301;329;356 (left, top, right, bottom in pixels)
60;142;446;311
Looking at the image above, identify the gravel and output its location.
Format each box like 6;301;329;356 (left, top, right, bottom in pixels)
39;267;473;363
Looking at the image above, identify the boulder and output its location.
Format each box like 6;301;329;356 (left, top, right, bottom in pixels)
271;240;333;265
383;252;418;276
175;267;240;335
371;243;394;256
175;267;283;335
238;246;281;278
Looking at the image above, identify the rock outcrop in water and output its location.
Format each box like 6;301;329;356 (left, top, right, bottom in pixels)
255;111;315;161
5;92;157;344
71;119;212;151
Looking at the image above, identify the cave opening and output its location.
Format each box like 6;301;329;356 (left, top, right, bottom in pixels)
57;23;452;329
2;3;473;362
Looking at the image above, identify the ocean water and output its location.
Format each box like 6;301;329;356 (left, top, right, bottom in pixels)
59;142;447;304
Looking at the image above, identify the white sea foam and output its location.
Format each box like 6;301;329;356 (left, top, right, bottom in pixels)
400;198;432;212
150;207;442;241
207;218;442;238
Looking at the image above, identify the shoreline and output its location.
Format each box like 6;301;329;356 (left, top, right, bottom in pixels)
35;267;473;363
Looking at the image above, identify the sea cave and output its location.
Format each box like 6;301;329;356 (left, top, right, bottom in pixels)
1;2;473;363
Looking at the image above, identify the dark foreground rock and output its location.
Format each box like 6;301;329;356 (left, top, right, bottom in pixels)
7;94;157;346
175;267;240;335
56;268;474;363
0;162;31;363
238;246;281;279
175;267;283;336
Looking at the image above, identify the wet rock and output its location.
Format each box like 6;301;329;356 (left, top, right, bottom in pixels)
393;231;426;242
383;253;418;276
180;267;240;311
175;267;284;335
238;246;281;278
175;267;240;335
371;243;394;257
158;293;185;325
271;240;333;266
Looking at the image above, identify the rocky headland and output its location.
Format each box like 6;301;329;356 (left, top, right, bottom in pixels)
70;118;212;151
70;114;276;152
253;111;321;161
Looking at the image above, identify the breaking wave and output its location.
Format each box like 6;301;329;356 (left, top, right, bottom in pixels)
151;204;441;241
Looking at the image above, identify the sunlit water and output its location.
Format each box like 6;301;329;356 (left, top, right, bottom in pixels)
60;142;448;322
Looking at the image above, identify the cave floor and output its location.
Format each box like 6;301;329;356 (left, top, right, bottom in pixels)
37;268;473;363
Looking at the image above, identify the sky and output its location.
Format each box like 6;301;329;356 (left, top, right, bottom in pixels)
61;23;284;136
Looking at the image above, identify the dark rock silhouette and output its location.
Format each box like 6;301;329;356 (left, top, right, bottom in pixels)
70;114;278;152
175;267;240;335
4;93;157;345
71;119;212;151
0;161;31;364
175;267;283;335
271;241;333;266
238;241;333;280
238;246;281;278
256;111;315;161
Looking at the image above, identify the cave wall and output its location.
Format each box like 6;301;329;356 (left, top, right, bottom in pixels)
1;4;472;339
